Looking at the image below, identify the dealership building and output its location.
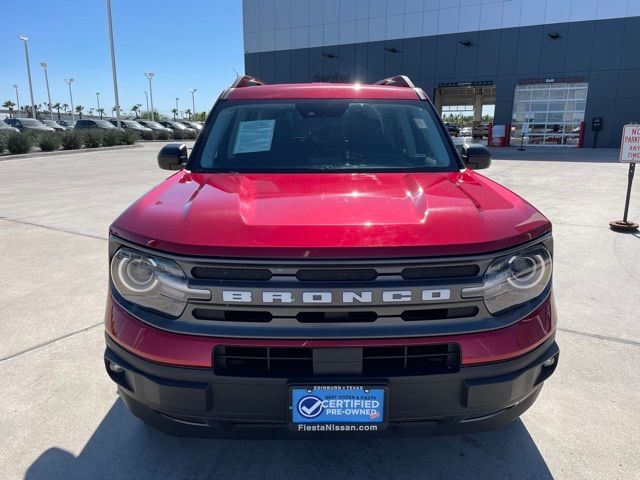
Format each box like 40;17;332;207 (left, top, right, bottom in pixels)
242;0;640;148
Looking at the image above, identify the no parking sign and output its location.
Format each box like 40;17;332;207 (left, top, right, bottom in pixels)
620;124;640;163
610;124;639;231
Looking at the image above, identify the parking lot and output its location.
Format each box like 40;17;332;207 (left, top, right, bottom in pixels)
0;142;638;480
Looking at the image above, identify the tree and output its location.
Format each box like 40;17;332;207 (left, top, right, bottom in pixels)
131;104;141;118
185;108;192;120
62;103;69;114
171;108;178;120
75;105;84;119
3;100;16;118
139;110;164;121
97;107;105;119
52;102;62;121
191;111;207;122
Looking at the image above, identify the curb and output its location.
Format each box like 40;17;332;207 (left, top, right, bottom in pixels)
0;143;143;161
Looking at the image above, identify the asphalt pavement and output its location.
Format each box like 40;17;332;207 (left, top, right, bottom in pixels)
0;143;638;480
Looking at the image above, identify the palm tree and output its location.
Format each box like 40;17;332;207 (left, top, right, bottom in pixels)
97;107;105;119
185;108;192;120
52;102;62;121
171;108;178;120
75;105;84;119
62;103;69;114
131;104;141;118
3;100;16;118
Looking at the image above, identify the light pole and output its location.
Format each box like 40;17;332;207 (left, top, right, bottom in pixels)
106;0;122;127
17;34;36;118
96;92;101;113
145;72;154;121
13;84;20;113
65;78;75;122
188;88;197;119
40;62;54;120
175;97;179;118
144;91;149;113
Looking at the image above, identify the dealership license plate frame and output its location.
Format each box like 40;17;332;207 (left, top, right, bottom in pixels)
288;384;388;432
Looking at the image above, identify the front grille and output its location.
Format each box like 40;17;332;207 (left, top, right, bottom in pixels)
192;267;272;281
213;344;460;377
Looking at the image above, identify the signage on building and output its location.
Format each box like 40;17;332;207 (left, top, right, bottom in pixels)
312;73;352;83
592;117;603;131
438;81;494;88
517;76;587;85
620;124;640;163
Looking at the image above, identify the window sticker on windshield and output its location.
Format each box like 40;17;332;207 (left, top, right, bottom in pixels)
413;118;428;129
233;119;276;154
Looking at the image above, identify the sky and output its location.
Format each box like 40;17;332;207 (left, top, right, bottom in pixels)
1;0;245;116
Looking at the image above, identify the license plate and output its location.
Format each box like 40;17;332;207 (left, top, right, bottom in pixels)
289;385;387;432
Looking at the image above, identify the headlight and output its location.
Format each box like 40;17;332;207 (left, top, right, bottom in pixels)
462;244;552;315
110;248;210;317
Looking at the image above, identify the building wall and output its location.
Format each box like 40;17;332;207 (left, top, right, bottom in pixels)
243;1;640;147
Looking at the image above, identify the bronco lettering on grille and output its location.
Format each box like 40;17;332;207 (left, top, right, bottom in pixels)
220;289;451;304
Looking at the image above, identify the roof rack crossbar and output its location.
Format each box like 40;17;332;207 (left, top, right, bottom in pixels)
374;75;417;88
231;75;267;88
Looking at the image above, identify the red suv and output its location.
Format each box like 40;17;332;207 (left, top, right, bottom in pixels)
104;76;558;436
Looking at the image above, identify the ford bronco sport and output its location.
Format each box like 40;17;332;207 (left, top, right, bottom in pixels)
104;75;558;436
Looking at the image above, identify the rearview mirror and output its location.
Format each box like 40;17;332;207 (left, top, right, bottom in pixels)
158;143;188;171
461;143;491;170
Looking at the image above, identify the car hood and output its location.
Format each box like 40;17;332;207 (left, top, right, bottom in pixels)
111;171;551;259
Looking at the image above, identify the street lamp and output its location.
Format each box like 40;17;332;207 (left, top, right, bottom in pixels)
96;92;101;113
17;34;36;118
40;62;54;120
12;84;20;112
175;97;179;118
65;78;75;122
144;72;155;121
188;88;197;119
106;0;122;127
144;91;149;113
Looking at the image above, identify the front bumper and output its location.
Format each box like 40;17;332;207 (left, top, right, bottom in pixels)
104;334;559;437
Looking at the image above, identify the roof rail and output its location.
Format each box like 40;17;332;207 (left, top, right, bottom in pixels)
374;75;417;88
230;75;267;88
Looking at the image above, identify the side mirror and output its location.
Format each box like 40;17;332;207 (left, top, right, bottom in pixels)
461;143;491;170
158;143;188;171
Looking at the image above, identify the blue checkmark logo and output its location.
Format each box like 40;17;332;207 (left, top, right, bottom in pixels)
297;396;324;418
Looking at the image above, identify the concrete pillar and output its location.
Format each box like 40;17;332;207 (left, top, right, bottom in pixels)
473;89;483;123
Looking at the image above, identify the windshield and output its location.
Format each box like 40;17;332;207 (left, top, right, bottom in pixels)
122;121;140;127
95;120;116;128
43;120;59;126
20;119;45;127
143;121;162;128
193;100;457;173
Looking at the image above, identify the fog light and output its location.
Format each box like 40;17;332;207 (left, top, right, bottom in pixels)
542;357;556;367
109;361;124;373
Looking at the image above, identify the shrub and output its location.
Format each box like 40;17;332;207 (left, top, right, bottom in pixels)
155;130;170;141
38;132;62;152
6;133;33;154
84;130;103;148
61;130;83;150
102;129;121;146
141;129;154;140
121;130;138;145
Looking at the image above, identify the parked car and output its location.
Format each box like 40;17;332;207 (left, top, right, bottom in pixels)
58;120;75;129
177;120;203;133
104;75;558;437
460;124;488;139
444;122;460;137
159;120;197;139
137;120;173;135
41;119;67;131
4;118;55;133
0;121;20;134
109;119;153;137
74;119;121;132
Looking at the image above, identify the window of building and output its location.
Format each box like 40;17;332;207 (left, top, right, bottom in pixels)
511;82;589;147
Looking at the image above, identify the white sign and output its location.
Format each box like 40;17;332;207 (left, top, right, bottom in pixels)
620;124;640;163
233;119;275;154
